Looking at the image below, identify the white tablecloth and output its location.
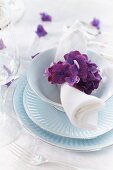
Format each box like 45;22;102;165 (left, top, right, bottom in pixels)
1;0;113;169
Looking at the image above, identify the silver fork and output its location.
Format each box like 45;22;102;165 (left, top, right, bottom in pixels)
8;142;93;170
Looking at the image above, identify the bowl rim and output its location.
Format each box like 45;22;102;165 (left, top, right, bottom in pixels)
27;47;113;107
27;47;63;107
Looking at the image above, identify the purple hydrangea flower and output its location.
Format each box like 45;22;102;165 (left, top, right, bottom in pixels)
64;51;102;94
0;39;6;50
64;51;88;79
35;25;47;37
75;58;102;94
65;65;79;86
45;51;102;94
40;12;52;22
45;61;71;84
91;18;100;30
45;61;79;86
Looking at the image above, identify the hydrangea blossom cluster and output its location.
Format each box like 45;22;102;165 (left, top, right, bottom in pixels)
45;51;102;95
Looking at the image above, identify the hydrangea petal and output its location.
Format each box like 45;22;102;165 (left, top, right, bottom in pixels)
91;18;100;30
64;51;88;79
40;12;52;22
35;25;47;37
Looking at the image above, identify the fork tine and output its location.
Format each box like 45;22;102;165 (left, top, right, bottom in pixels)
8;143;83;170
8;143;46;166
9;148;30;164
9;146;24;160
10;142;31;156
8;143;32;163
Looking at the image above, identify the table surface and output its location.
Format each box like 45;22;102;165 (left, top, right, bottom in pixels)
1;0;113;170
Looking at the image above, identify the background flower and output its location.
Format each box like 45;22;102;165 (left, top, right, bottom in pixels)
40;12;52;22
35;24;47;37
91;18;100;30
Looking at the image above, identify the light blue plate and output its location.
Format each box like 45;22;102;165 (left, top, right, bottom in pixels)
23;83;113;139
13;76;113;151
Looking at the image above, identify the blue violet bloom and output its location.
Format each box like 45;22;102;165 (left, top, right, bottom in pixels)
40;12;52;22
35;25;47;37
91;18;100;30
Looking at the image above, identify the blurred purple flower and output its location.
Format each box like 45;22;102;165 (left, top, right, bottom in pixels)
91;18;100;30
40;12;52;22
0;39;6;50
35;25;47;37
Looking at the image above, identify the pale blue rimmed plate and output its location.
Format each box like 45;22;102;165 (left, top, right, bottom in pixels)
13;76;113;151
23;83;113;139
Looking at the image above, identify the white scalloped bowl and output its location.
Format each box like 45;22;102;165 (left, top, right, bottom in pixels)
27;48;113;111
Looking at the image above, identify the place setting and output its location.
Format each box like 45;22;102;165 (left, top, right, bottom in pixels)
1;0;113;169
13;20;113;152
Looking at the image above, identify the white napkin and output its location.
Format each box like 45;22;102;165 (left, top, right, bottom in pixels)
54;21;87;62
55;21;104;129
61;84;104;130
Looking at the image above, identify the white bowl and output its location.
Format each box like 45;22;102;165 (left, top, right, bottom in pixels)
27;48;113;111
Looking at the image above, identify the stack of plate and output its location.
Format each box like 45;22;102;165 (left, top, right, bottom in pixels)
13;48;113;152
